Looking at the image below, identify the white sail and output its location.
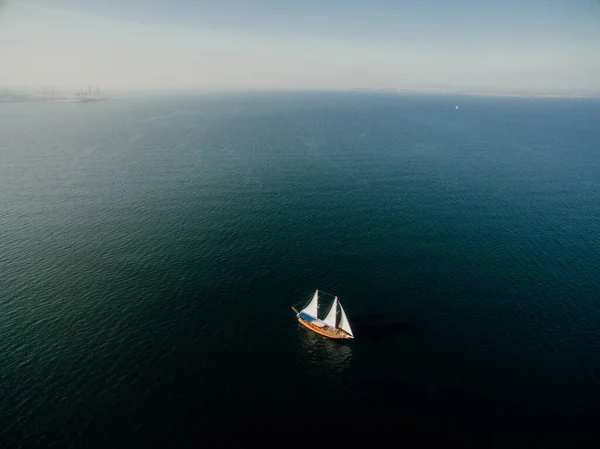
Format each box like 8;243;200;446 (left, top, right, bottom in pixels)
300;290;319;319
338;302;354;337
323;297;338;328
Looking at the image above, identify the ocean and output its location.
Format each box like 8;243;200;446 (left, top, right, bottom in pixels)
1;92;599;448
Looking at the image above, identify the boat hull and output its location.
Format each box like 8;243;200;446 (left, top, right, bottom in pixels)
297;316;353;339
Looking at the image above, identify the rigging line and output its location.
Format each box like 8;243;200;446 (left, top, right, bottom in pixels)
317;290;338;298
292;293;314;309
292;290;337;309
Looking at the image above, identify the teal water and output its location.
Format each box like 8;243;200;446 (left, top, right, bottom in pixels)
1;93;600;447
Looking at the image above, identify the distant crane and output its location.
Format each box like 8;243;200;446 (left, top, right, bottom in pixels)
74;85;100;101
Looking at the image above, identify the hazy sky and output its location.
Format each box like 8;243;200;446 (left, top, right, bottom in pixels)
1;0;599;93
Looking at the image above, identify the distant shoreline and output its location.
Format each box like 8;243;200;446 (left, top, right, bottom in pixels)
0;98;105;104
1;89;599;103
360;88;600;99
398;91;599;99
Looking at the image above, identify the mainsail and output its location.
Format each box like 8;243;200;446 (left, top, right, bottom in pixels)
300;290;319;319
322;297;338;328
338;303;354;337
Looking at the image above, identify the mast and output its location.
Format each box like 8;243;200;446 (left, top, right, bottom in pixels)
300;290;319;319
322;297;338;328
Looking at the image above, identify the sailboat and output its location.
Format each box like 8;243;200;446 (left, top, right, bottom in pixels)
291;290;354;339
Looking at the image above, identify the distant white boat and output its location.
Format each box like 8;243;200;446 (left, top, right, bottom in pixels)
455;105;459;110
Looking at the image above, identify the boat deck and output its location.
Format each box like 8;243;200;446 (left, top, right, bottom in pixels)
297;316;353;339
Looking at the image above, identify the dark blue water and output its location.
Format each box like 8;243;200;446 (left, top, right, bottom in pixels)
1;93;600;447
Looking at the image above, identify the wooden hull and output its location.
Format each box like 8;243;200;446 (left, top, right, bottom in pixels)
297;316;353;340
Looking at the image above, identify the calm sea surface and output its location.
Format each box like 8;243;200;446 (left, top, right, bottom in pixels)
1;92;600;447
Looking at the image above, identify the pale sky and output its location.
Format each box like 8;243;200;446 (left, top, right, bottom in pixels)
1;0;599;94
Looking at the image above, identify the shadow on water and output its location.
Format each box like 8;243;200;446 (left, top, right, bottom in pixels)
297;324;353;368
351;312;422;341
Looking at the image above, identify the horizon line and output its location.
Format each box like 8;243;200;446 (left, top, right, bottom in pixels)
2;86;600;100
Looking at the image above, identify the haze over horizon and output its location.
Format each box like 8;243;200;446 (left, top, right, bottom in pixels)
1;0;599;95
